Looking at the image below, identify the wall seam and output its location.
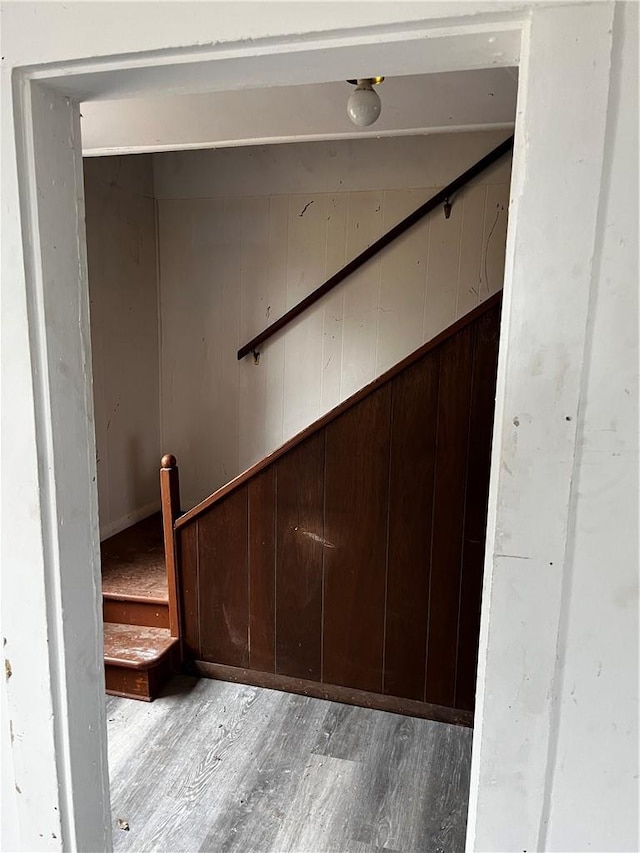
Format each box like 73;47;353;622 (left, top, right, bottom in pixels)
381;381;394;695
423;350;442;702
453;324;479;708
455;194;467;317
374;189;387;377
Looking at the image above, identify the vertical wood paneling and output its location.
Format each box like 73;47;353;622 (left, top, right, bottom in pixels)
455;302;501;710
479;185;510;299
240;196;273;343
425;325;475;707
248;467;276;673
158;199;221;505
341;191;385;399
325;193;350;279
263;195;289;452
159;176;509;507
321;193;349;414
456;185;487;317
180;298;500;715
384;354;440;700
423;192;463;342
320;288;345;416
275;433;324;680
217;199;243;490
178;522;199;658
282;194;328;437
377;189;430;376
160;198;238;503
267;195;290;316
285;193;330;307
282;310;323;438
198;487;249;667
239;197;272;469
323;386;391;692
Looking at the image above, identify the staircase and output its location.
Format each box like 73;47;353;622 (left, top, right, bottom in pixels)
102;295;501;716
166;293;502;725
101;513;179;700
98;137;510;715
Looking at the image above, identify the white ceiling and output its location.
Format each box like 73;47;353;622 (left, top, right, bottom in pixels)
81;68;517;156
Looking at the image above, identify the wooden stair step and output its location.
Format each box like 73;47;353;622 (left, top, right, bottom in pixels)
103;623;179;701
101;512;168;601
104;623;177;668
101;514;170;628
102;574;168;603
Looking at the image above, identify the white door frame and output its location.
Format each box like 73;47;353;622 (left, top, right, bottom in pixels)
4;4;614;850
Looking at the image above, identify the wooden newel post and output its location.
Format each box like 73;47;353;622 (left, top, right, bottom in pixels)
160;454;181;638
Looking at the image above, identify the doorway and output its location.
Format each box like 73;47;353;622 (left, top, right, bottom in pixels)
6;7;614;849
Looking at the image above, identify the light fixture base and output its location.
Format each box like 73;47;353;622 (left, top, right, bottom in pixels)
346;77;385;86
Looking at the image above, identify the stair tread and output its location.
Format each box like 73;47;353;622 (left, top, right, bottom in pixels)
104;622;178;669
101;513;168;602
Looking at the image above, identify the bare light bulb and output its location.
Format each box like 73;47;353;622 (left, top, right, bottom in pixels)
347;78;382;127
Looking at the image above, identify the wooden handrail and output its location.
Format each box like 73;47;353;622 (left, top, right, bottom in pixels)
177;290;502;529
237;135;513;360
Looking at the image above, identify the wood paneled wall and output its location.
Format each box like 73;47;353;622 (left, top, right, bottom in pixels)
176;296;501;720
156;133;511;509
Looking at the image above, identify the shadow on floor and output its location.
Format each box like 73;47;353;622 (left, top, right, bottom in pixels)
157;672;201;699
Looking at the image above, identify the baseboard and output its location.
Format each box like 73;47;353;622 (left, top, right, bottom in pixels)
192;660;473;728
99;500;161;541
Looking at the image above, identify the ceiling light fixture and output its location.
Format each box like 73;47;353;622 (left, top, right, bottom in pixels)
346;77;384;127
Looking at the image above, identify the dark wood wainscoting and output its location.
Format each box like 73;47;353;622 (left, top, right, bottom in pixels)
176;296;501;724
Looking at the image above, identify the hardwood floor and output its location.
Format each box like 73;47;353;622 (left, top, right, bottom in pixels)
107;676;473;852
102;513;168;602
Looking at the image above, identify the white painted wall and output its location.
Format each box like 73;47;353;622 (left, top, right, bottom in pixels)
155;131;511;506
84;155;161;539
1;4;637;852
467;5;639;851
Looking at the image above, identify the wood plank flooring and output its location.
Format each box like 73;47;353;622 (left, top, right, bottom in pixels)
107;677;473;852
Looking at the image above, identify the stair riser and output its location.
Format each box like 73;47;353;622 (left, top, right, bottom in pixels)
103;598;170;629
105;647;178;701
105;665;154;701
